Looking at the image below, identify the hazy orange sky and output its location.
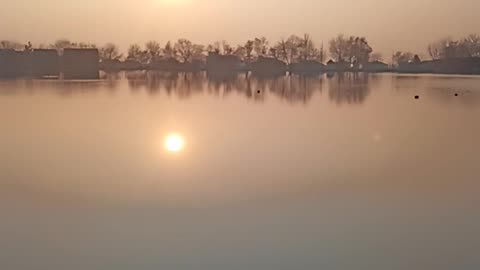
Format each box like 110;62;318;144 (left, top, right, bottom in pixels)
2;0;480;58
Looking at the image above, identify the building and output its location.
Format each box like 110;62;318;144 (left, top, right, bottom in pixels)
432;57;480;74
0;49;24;78
251;56;287;76
31;49;59;77
290;60;325;74
326;60;350;72
363;61;389;73
61;48;99;79
206;52;246;73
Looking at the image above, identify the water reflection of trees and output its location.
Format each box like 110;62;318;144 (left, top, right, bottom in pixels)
327;72;372;104
125;71;326;104
1;72;376;104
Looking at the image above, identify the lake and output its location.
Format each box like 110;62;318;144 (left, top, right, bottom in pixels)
1;72;480;270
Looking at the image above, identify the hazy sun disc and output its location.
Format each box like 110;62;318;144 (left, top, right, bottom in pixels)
164;134;185;153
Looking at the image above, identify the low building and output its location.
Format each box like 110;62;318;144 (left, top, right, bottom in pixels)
150;58;185;71
363;61;389;73
251;56;287;76
206;52;246;73
432;57;480;74
61;48;99;79
99;59;122;71
326;60;350;72
31;49;59;77
122;60;144;70
290;60;325;74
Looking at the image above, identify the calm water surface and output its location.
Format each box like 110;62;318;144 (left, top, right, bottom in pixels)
1;72;480;269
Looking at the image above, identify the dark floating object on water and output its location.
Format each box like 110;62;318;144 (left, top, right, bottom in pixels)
454;93;459;96
257;90;261;94
415;95;419;99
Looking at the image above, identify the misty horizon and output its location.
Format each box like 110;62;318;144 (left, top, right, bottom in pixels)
2;0;480;58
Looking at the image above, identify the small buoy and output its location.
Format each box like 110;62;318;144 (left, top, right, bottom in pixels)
415;95;419;99
454;93;458;97
257;90;261;94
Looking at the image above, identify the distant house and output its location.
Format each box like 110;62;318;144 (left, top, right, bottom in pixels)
363;61;389;73
99;59;122;71
206;52;246;73
31;49;59;77
61;48;99;79
290;60;325;74
251;56;287;76
150;58;184;71
122;60;144;71
326;60;350;72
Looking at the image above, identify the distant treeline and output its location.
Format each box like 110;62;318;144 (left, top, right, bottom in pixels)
2;33;480;75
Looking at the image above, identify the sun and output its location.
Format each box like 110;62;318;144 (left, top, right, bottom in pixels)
164;134;185;153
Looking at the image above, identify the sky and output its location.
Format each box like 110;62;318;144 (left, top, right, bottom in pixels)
1;0;480;59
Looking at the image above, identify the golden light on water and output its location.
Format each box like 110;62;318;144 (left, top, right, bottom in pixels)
164;133;185;153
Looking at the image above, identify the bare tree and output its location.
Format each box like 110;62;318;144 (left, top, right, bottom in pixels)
392;51;414;66
206;41;221;54
427;38;451;59
329;34;349;62
369;52;383;62
298;34;319;61
274;35;302;64
269;47;279;59
51;39;74;53
163;41;176;59
0;40;24;50
127;44;143;61
244;40;254;62
78;42;96;49
233;46;246;60
222;41;235;55
100;43;122;61
145;41;161;63
174;39;204;62
253;37;269;57
329;34;372;64
462;34;480;57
